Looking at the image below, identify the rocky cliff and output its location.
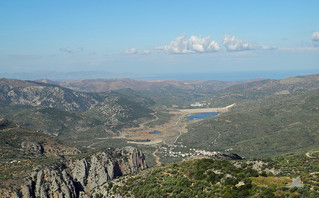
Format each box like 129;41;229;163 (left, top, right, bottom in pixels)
1;146;147;198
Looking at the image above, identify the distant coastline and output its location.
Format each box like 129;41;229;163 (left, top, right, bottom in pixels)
0;70;318;82
138;70;319;81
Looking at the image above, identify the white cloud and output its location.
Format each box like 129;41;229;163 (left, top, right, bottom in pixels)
223;35;254;51
312;32;319;47
312;32;319;41
278;47;319;51
155;35;220;54
139;49;151;55
59;47;83;54
123;48;151;55
123;48;138;55
260;45;277;50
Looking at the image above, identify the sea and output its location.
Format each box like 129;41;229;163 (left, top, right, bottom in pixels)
1;70;317;81
136;70;318;81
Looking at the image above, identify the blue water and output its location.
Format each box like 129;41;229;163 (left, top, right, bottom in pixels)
186;112;219;120
149;130;162;134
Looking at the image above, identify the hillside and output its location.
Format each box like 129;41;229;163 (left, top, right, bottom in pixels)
2;118;318;197
206;74;319;107
37;78;264;108
37;78;254;93
179;88;319;158
1;74;319;197
94;152;319;198
0;118;79;192
29;74;319;160
0;119;148;197
0;118;80;159
0;78;97;111
0;78;154;143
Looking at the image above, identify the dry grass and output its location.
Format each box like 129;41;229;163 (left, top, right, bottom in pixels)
251;176;291;187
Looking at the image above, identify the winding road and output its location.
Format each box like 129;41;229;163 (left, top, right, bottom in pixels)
152;148;162;166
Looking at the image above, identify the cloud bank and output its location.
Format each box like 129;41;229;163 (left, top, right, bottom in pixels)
59;47;83;54
155;35;220;54
123;48;138;55
123;48;151;55
259;45;277;50
222;35;254;51
312;32;319;41
139;49;151;55
126;34;277;55
312;32;319;47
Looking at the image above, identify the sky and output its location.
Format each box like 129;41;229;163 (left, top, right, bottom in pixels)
0;0;319;79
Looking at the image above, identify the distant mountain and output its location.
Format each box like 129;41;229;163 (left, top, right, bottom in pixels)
1;73;319;197
206;73;319;107
0;78;98;111
36;77;266;109
0;78;154;141
36;78;264;93
0;71;144;81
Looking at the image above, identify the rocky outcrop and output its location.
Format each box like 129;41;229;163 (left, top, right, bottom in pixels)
20;140;81;157
70;146;147;193
2;146;147;198
21;141;44;155
21;168;77;198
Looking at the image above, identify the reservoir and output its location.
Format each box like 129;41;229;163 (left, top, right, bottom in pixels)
149;130;162;134
186;112;219;120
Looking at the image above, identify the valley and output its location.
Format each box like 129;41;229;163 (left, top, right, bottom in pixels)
84;103;235;166
0;73;319;197
2;1;318;197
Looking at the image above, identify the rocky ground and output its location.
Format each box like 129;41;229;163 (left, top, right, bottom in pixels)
1;147;147;198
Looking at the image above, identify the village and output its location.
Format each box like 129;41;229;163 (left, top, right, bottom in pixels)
157;143;222;159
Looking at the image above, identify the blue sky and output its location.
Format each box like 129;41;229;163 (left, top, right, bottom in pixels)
0;0;318;78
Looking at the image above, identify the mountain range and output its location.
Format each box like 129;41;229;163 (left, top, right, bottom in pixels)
0;78;153;142
0;73;318;197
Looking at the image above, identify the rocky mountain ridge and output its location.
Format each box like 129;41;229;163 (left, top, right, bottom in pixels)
0;78;153;138
0;78;97;111
0;119;146;197
36;78;264;93
1;146;147;198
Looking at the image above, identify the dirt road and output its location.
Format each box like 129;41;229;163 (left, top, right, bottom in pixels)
152;149;162;166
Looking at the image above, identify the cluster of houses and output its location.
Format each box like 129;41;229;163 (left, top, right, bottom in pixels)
158;144;220;158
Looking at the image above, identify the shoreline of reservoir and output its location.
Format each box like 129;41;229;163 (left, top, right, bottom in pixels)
178;103;236;114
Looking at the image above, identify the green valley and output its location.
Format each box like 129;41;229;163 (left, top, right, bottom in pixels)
0;73;319;197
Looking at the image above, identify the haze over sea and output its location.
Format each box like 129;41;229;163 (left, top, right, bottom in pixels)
1;70;318;82
139;70;319;81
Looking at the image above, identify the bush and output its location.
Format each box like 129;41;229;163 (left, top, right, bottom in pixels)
289;186;298;193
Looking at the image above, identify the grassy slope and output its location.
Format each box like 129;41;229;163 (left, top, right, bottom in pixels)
179;90;319;158
206;74;319;107
0;79;155;146
109;152;319;198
